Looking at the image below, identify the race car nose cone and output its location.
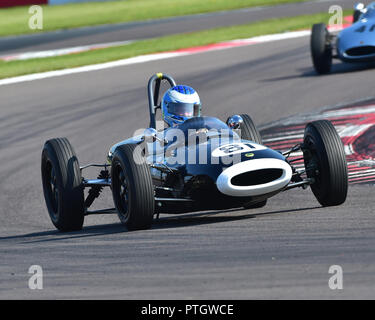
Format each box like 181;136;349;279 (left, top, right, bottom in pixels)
216;158;292;197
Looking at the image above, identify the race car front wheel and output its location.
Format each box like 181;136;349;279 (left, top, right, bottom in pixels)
111;144;155;230
311;23;332;74
41;138;85;231
303;120;348;206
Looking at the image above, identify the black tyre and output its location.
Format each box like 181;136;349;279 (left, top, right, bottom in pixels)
111;144;155;230
236;114;267;209
237;114;263;144
311;23;332;74
353;9;361;23
41;138;84;231
303;120;348;206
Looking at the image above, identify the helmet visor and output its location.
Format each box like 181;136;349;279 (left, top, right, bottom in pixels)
167;102;201;117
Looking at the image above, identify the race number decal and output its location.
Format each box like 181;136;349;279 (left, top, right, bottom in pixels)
218;144;244;154
212;142;266;157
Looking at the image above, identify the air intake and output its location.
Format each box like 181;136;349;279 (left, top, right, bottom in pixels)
346;46;375;56
231;169;283;186
216;158;292;197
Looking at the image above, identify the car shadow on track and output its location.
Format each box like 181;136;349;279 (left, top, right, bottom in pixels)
261;62;375;82
152;206;321;230
0;223;126;244
0;206;321;243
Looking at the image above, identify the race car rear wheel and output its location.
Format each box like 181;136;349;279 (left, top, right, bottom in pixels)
111;144;155;230
237;114;263;144
41;138;85;231
238;114;267;209
311;23;332;74
303;120;348;206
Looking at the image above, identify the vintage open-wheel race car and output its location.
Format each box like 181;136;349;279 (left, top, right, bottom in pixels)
41;73;348;231
311;2;375;74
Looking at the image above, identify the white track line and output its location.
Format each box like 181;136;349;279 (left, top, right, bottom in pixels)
0;26;346;87
0;52;182;86
0;40;134;62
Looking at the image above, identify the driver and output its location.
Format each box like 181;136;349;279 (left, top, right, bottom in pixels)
161;85;201;127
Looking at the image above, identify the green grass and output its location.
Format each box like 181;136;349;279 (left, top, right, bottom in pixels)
0;10;351;80
0;0;308;37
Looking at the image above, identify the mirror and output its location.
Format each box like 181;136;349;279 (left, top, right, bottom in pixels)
143;127;158;142
226;115;243;129
143;127;168;145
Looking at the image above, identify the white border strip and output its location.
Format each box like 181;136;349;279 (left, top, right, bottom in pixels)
0;29;320;87
0;52;183;86
0;40;134;62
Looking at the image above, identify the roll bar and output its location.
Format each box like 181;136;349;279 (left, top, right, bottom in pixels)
148;73;176;129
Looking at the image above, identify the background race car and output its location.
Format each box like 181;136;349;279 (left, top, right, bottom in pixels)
311;2;375;74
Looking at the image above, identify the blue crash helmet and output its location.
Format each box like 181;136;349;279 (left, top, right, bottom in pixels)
161;85;201;127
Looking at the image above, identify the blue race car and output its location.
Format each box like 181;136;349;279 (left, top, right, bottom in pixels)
311;2;375;74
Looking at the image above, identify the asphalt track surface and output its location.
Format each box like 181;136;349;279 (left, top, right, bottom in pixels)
1;33;375;299
0;0;356;55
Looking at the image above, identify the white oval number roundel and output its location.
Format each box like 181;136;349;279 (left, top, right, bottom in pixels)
212;142;266;157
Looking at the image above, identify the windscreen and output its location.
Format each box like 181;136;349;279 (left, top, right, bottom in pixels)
167;102;200;117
